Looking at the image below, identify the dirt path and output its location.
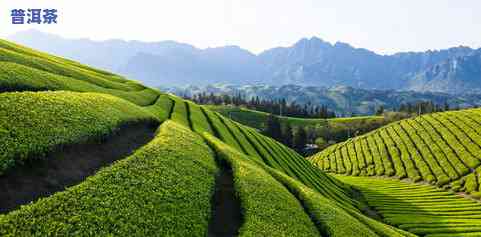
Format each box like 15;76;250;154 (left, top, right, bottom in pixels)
208;168;242;237
0;122;158;213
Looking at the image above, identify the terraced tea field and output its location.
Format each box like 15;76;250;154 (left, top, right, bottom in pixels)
3;37;481;236
338;176;481;237
0;38;410;236
309;107;481;235
310;109;481;194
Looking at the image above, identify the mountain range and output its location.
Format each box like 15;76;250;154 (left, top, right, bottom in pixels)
8;30;481;94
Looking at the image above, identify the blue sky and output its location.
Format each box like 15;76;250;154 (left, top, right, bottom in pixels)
1;0;480;54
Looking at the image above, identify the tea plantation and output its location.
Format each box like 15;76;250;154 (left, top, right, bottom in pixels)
2;38;481;236
338;176;481;237
310;109;481;191
310;108;481;235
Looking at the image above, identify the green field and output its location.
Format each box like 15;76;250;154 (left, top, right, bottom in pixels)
4;38;481;236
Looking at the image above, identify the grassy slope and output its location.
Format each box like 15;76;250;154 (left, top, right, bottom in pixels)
195;103;366;214
145;94;173;121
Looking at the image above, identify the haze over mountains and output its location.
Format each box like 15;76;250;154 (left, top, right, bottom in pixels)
9;30;481;94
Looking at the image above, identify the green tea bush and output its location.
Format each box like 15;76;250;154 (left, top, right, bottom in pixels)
0;48;136;91
0;91;157;174
310;108;481;197
222;119;262;160
268;169;380;237
0;39;121;78
169;96;191;128
339;175;481;237
0;121;219;236
0;62;159;106
186;101;214;134
204;133;321;237
145;95;173;121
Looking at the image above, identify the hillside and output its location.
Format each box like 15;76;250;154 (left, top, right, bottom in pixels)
309;108;481;235
9;30;481;94
0;39;420;236
310;108;481;192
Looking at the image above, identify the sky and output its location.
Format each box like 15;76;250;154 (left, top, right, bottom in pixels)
1;0;481;54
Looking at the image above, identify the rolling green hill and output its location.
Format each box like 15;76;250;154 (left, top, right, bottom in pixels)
0;39;418;236
310;108;481;191
310;108;481;235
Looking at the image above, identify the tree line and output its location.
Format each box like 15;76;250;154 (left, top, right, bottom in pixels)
264;115;307;154
373;100;462;116
185;92;337;119
397;101;458;115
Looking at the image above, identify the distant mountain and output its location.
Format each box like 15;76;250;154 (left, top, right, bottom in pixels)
162;84;481;115
257;38;473;90
120;46;263;86
8;30;481;92
8;30;263;86
409;49;481;93
6;30;196;81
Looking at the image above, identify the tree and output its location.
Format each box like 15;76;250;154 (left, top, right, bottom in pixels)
305;126;317;144
293;126;307;153
314;137;328;150
375;105;384;116
444;102;450;111
265;114;282;142
282;123;293;148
